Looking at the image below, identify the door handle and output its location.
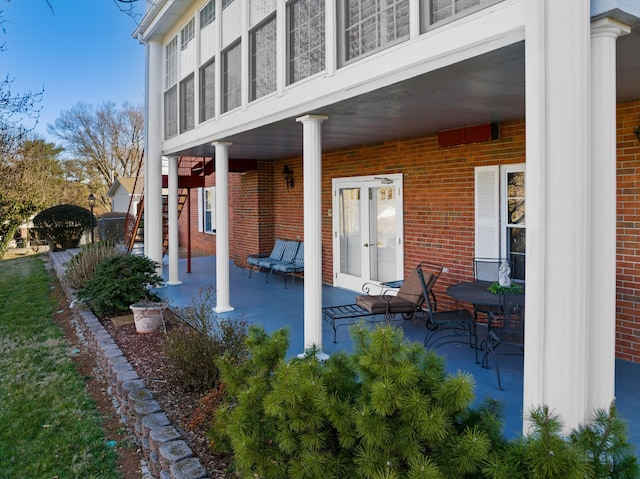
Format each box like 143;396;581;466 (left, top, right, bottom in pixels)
363;243;369;247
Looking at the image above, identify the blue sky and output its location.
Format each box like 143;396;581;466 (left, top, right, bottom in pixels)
2;0;145;140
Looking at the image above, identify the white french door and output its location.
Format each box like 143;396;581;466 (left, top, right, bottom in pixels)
332;174;404;292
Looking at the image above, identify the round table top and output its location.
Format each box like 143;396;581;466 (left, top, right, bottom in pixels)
447;280;524;307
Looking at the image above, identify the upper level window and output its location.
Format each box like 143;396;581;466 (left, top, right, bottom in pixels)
288;0;325;84
200;59;216;122
222;0;234;9
423;0;502;29
181;18;195;50
250;16;277;101
179;74;195;133
200;0;216;28
165;36;178;89
340;0;409;65
222;42;242;113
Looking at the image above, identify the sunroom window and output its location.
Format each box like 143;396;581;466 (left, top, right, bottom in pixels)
340;0;410;65
250;15;277;101
200;59;215;122
222;42;242;113
179;74;195;133
181;18;195;50
288;0;325;84
423;0;503;30
200;0;216;28
164;36;178;139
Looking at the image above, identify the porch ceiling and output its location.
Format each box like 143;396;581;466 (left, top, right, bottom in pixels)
177;25;640;161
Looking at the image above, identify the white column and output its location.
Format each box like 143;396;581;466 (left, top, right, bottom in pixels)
144;40;164;274
296;114;328;359
213;141;234;313
167;156;182;285
588;18;630;412
524;0;590;431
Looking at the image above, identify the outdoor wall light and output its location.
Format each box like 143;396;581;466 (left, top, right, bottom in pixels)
88;193;96;243
634;125;640;143
282;165;294;190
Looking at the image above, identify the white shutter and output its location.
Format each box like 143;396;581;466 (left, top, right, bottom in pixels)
197;187;204;232
475;165;500;259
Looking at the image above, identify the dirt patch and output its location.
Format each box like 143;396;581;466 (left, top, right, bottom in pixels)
50;277;234;478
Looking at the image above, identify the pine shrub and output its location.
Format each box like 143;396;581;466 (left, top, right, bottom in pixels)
211;324;639;479
76;254;163;317
63;241;125;289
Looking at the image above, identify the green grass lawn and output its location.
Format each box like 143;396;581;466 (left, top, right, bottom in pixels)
0;255;122;479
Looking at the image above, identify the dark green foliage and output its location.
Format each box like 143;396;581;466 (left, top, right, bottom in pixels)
211;323;500;479
76;253;163;317
165;286;249;392
211;324;638;479
63;240;124;289
32;204;94;250
571;403;639;479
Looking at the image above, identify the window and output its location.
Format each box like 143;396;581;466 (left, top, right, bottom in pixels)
200;0;216;28
200;59;215;122
203;187;216;233
181;18;195;50
250;16;277;101
222;0;234;9
164;36;178;139
165;36;178;89
179;74;195;133
164;85;178;139
424;0;502;29
340;0;409;65
222;42;241;112
475;164;526;282
288;0;325;84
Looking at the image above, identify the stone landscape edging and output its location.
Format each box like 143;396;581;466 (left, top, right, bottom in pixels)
48;251;209;479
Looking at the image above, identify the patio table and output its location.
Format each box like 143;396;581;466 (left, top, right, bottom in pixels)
447;280;524;308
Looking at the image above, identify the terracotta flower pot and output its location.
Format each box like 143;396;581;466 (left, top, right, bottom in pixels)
130;302;166;334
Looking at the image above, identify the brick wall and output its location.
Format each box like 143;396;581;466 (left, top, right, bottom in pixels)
617;99;640;362
177;101;640;362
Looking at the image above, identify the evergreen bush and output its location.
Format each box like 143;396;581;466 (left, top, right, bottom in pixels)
211;324;638;479
63;241;125;289
165;286;248;392
32;204;94;250
76;254;163;317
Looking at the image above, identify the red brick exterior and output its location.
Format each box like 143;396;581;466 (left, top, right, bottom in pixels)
175;100;640;362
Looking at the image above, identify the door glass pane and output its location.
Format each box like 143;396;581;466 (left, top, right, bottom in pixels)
339;188;361;276
369;186;396;282
506;170;525;281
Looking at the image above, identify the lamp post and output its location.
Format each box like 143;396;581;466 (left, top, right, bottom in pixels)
88;193;96;243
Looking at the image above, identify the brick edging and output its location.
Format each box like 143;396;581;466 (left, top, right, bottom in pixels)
48;251;210;479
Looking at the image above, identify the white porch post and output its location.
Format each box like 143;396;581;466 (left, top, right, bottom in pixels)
213;141;234;313
144;39;164;274
167;155;182;286
296;114;328;358
588;18;630;412
524;0;590;431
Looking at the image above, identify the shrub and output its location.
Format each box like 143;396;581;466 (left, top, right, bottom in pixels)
165;286;248;392
76;254;163;317
63;241;125;289
211;324;638;479
33;204;94;250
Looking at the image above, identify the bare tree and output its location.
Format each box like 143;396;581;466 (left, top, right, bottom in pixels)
48;101;145;209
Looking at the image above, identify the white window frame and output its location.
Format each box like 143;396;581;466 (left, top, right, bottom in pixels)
200;187;216;234
222;41;242;113
475;163;526;281
250;14;277;101
200;0;216;29
179;73;195;133
338;0;410;66
287;0;325;85
181;18;195;51
421;0;503;32
501;163;525;281
199;58;216;123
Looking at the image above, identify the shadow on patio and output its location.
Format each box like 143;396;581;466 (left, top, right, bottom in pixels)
154;255;640;452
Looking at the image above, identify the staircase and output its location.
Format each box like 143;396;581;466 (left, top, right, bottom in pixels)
125;156;207;255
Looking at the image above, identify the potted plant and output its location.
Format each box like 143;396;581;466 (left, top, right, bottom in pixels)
76;254;165;333
130;300;167;334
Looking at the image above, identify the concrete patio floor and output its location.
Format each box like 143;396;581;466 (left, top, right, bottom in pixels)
153;255;640;452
